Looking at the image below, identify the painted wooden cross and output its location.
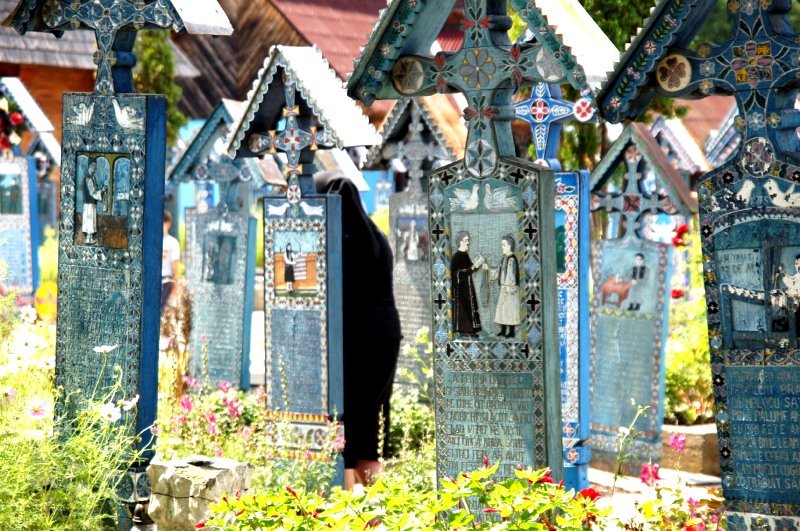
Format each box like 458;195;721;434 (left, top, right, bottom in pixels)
591;143;680;240
247;74;334;211
514;83;593;169
387;0;590;178
12;0;227;96
349;0;596;487
380;102;449;194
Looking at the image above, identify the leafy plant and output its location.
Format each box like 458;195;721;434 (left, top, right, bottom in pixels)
203;463;606;530
665;231;713;425
0;307;142;529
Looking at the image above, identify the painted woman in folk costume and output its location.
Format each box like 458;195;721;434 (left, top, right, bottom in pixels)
451;230;485;337
487;235;520;337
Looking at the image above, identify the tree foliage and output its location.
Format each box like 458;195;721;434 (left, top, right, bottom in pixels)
133;30;187;146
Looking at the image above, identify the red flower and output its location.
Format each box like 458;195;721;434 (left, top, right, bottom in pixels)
672;223;690;248
482;455;489;468
640;462;660;486
195;519;206;529
577;487;601;501
537;469;555;484
9;112;23;126
483;507;500;513
0;134;10;150
671;289;686;299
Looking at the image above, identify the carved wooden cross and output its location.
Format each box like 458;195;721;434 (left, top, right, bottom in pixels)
652;2;800;174
388;0;574;178
39;0;181;95
381;103;448;194
591;144;679;240
514;83;593;169
247;73;333;205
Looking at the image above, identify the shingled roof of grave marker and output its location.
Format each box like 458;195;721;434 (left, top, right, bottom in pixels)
346;0;595;105
597;0;714;123
0;76;61;166
228;44;381;159
367;94;466;168
704;103;740;168
0;0;202;79
592;121;698;218
650;116;711;176
170;99;286;188
5;0;232;96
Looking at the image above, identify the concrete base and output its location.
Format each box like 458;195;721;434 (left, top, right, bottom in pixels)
660;423;720;476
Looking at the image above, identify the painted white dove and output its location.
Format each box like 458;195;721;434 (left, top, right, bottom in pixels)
449;183;480;211
483;183;516;211
112;99;144;130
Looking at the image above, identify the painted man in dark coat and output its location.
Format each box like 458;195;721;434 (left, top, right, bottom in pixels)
451;230;485;337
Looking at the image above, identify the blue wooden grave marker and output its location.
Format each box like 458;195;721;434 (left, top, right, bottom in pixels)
348;0;599;484
589;122;697;472
368;97;457;359
169;101;260;390
599;1;800;525
6;0;231;525
0;155;38;296
227;45;380;469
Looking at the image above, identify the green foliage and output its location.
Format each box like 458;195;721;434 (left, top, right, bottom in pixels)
0;309;142;530
665;231;713;426
204;464;606;530
37;226;58;284
390;326;435;456
155;382;342;493
133;30;187;146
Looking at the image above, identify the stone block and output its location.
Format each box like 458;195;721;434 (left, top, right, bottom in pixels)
147;457;253;530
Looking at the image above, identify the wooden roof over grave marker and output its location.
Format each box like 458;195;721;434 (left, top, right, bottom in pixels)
170;99;286;188
367;95;466;167
597;0;715;123
592;121;698;219
228;44;381;159
650;116;711;177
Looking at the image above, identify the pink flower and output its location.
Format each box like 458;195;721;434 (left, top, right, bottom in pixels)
640;462;660;486
150;424;163;437
214;445;223;457
1;387;16;404
217;381;232;393
183;376;200;390
226;399;242;419
333;433;345;452
669;433;687;452
180;395;192;413
241;426;252;440
26;398;52;419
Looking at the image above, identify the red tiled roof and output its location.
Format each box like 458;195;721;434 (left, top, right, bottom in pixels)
677;95;735;147
270;0;386;79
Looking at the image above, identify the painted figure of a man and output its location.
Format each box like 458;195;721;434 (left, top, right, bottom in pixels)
627;252;647;312
83;161;104;245
451;230;485;337
486;235;520;337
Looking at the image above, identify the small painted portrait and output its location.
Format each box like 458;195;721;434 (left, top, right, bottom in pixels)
0;169;22;215
598;250;654;313
74;153;132;249
396;216;428;261
274;230;319;297
202;233;236;285
451;230;486;337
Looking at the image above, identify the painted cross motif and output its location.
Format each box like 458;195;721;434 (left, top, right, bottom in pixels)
247;74;333;205
387;0;592;178
381;103;448;195
38;0;182;95
514;83;593;168
591;145;678;239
